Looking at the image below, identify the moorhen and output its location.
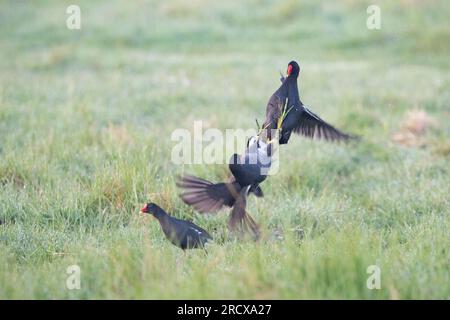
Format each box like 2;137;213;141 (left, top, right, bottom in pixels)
141;202;212;250
177;136;272;237
262;60;356;145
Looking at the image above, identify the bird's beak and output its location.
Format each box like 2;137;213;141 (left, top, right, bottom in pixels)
140;205;147;214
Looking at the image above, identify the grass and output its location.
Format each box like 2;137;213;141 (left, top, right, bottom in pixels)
0;0;449;299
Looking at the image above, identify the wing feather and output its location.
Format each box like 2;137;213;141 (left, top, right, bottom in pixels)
292;106;356;142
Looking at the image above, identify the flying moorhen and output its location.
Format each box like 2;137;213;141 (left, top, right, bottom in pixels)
177;136;272;237
262;60;356;145
141;202;212;250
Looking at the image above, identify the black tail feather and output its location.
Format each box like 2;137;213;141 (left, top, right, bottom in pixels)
228;188;260;239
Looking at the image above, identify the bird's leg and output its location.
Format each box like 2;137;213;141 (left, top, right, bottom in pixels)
267;127;272;142
255;118;261;132
260;125;274;156
267;140;272;157
266;132;279;157
279;70;286;82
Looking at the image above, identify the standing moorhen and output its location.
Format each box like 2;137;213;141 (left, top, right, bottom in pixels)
177;136;272;238
140;202;212;250
262;60;356;145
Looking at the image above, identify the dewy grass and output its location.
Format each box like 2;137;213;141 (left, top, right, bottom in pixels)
0;0;449;299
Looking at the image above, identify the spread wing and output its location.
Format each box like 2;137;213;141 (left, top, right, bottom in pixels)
177;175;240;213
293;106;356;142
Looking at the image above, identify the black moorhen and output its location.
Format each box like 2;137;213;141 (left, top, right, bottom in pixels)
177;136;272;238
141;202;212;250
262;60;356;145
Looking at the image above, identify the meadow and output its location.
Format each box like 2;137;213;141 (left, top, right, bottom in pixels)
0;0;449;299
